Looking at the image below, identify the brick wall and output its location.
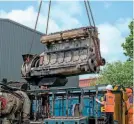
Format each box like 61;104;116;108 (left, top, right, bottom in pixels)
79;78;98;87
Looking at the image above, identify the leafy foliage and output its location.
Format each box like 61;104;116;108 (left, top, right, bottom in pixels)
96;21;133;87
122;20;133;60
97;61;133;87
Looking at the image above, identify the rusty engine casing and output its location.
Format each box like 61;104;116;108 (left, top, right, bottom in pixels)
0;90;31;124
21;26;105;86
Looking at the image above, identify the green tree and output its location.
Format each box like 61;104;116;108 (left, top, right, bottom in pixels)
122;20;133;60
96;21;133;87
97;61;133;87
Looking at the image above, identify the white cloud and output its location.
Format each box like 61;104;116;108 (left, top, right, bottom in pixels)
41;1;82;30
0;1;82;33
98;18;131;62
115;18;131;34
98;23;123;54
0;6;61;33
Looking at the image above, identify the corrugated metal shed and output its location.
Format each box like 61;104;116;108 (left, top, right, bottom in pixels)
0;19;78;87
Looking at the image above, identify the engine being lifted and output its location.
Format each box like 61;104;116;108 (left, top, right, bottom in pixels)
21;26;105;86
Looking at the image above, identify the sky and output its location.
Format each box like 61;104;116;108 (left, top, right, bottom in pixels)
0;0;133;79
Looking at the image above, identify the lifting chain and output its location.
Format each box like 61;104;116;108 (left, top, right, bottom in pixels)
84;0;102;66
28;0;43;54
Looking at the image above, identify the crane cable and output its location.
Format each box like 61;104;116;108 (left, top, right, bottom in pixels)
46;0;51;35
84;0;96;27
84;0;92;26
86;0;99;50
28;0;43;54
86;0;96;28
43;0;51;70
84;0;102;66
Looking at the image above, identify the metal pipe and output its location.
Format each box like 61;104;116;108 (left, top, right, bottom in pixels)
62;95;64;116
35;94;38;121
95;85;98;124
66;90;68;117
80;89;84;116
47;95;50;118
52;92;55;117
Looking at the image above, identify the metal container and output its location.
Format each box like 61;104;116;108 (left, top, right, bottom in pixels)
49;95;104;118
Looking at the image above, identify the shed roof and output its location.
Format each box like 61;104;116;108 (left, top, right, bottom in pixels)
0;18;43;35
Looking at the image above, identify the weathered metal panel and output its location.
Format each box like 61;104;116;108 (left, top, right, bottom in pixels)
0;19;78;87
